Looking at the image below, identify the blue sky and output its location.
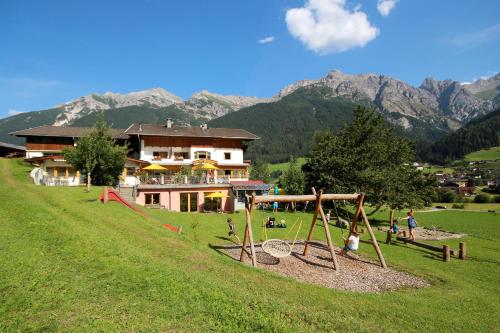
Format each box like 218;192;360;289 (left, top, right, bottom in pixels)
1;0;499;118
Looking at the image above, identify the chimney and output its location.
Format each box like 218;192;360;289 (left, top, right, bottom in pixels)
200;124;208;130
166;118;173;128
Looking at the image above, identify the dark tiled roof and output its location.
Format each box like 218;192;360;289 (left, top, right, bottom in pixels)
10;125;129;139
0;141;26;151
125;123;259;140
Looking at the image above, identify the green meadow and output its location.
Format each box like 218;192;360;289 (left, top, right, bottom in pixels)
1;158;499;332
464;146;500;161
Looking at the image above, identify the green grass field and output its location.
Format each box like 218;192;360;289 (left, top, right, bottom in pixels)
269;157;306;173
464;146;500;161
1;159;499;332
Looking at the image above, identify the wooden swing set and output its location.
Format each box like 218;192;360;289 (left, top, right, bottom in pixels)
239;189;387;271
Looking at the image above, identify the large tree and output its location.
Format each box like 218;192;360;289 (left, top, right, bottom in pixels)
303;106;435;215
64;113;128;191
281;156;305;195
250;159;271;183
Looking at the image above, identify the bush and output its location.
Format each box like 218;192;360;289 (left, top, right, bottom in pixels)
452;203;465;209
494;195;500;203
439;190;457;203
474;193;492;203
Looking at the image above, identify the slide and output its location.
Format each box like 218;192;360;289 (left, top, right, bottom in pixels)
100;188;146;216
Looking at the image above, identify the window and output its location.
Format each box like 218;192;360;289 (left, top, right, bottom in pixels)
194;151;211;159
153;151;169;160
145;193;160;205
180;193;198;212
224;170;231;176
126;167;135;176
224;152;231;160
174;152;189;160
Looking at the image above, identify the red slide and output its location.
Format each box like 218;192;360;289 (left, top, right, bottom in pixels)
100;188;146;216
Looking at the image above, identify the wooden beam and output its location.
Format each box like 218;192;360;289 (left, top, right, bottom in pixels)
396;237;456;256
360;206;387;269
350;193;365;233
303;188;321;256
252;193;359;204
317;191;339;271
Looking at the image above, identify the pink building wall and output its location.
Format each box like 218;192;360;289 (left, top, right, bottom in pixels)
136;187;231;212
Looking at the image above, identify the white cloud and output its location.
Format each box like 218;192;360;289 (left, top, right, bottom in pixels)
8;109;25;116
285;0;379;55
451;24;500;49
258;36;275;44
461;71;499;85
377;0;398;17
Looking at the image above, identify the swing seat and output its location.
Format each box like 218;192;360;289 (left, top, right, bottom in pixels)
261;239;292;258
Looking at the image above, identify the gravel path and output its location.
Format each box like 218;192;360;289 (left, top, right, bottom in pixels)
224;241;430;293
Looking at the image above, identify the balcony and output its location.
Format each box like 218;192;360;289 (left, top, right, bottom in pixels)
137;174;231;186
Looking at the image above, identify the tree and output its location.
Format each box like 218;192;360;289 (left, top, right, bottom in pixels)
281;157;305;195
64;113;128;191
303;106;435;214
250;159;270;183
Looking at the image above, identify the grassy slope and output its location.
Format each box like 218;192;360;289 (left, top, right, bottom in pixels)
1;159;499;332
269;157;307;173
464;146;500;161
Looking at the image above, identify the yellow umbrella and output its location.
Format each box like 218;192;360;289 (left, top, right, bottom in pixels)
192;163;219;170
142;164;167;171
205;192;227;198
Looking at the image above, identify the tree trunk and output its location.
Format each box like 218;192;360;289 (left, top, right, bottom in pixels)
87;172;91;192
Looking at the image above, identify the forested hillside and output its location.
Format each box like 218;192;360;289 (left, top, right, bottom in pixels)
418;108;500;164
209;87;361;162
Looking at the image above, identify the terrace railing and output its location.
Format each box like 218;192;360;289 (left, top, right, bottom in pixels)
137;175;231;186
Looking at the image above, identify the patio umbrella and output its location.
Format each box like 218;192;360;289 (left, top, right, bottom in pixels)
205;192;227;211
205;191;227;198
142;164;167;171
192;163;219;171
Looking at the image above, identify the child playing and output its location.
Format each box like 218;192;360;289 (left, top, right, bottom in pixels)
339;230;360;256
402;211;417;240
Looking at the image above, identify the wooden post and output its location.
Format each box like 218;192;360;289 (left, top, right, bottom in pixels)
103;186;109;204
443;245;451;262
177;226;183;234
303;188;321;256
386;230;392;244
247;196;257;267
239;223;249;262
360;206;387;268
317;191;339;271
389;209;394;228
240;195;257;267
459;242;467;260
350;193;365;233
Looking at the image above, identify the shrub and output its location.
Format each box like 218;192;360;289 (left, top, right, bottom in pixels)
494;195;500;203
452;203;465;209
439;190;457;203
474;193;492;203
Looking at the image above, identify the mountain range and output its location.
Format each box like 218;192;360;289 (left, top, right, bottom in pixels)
1;70;499;160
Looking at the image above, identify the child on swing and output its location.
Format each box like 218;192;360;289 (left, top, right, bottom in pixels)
339;229;360;256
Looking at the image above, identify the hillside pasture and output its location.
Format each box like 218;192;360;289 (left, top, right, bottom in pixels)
464;146;500;161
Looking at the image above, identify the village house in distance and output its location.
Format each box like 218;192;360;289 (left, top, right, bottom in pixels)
11;119;271;212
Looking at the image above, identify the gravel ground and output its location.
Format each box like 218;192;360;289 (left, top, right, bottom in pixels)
380;226;465;240
224;241;430;293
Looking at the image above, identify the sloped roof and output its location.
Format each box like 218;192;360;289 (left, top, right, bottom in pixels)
10;125;129;139
125;123;259;140
0;141;26;151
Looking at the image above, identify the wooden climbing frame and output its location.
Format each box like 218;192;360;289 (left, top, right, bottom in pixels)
239;189;387;272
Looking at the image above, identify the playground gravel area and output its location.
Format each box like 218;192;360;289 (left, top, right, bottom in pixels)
379;226;466;241
223;241;430;293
